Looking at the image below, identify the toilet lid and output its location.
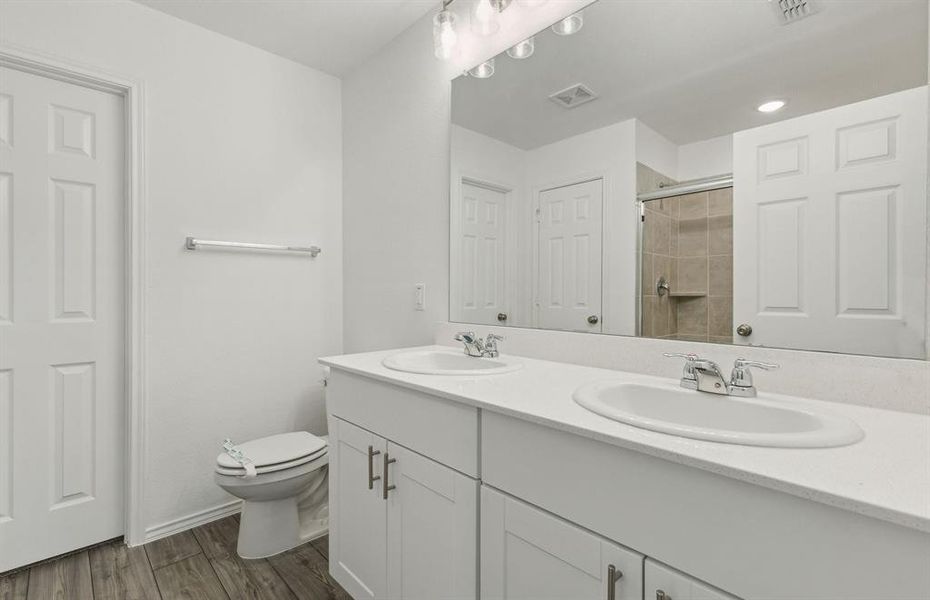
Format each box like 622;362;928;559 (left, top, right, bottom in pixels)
215;445;328;476
216;431;327;471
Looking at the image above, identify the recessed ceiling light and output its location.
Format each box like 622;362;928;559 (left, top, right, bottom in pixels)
757;100;787;113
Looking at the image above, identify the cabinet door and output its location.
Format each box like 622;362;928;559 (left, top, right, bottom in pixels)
481;486;643;600
329;417;388;600
386;442;477;600
645;558;740;600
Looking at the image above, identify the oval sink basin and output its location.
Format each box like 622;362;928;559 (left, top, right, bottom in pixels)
382;349;523;376
573;381;863;448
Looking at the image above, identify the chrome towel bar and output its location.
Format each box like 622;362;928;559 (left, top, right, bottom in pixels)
185;237;321;257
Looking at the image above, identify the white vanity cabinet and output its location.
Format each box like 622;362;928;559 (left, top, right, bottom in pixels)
645;559;738;600
322;363;930;600
327;371;479;600
481;486;643;600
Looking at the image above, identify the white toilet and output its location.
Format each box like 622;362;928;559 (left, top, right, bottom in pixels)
214;431;329;559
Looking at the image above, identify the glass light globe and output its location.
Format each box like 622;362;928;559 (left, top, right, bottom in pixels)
471;0;501;36
433;10;458;60
507;37;535;60
468;59;496;79
551;11;584;36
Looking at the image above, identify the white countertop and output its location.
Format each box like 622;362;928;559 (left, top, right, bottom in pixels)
319;345;930;533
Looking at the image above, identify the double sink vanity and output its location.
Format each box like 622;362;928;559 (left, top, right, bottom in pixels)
321;341;930;600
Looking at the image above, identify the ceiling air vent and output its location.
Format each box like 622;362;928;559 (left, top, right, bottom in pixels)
549;83;598;109
771;0;818;25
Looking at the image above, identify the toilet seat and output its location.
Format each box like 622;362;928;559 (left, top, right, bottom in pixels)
216;432;328;477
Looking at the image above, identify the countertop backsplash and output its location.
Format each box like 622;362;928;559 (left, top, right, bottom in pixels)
435;322;930;415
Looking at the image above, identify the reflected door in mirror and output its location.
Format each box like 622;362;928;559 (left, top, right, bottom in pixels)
536;179;603;332
453;181;509;326
733;87;927;358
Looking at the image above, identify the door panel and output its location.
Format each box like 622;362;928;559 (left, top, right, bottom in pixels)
453;181;509;326
481;486;642;600
329;417;387;599
733;86;927;357
0;65;124;572
537;179;603;332
386;442;477;600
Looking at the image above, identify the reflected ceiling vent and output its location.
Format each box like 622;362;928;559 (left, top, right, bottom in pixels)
549;83;598;109
770;0;818;25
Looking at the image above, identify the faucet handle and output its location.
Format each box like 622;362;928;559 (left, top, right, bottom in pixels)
730;358;779;393
663;352;700;381
733;358;779;370
486;333;504;342
454;331;477;341
663;352;698;361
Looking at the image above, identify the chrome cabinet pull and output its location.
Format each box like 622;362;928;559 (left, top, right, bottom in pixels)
382;452;396;499
606;564;623;600
367;445;381;490
656;590;671;600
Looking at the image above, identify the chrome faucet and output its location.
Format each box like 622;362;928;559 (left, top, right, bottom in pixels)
454;332;504;358
664;353;779;397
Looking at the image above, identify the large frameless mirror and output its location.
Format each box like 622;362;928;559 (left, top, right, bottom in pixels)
449;0;929;359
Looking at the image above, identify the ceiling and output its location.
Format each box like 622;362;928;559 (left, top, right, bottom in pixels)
452;0;929;148
134;0;436;76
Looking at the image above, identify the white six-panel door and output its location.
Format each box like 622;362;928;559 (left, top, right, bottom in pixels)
452;181;509;326
536;179;603;332
733;86;927;358
0;66;125;571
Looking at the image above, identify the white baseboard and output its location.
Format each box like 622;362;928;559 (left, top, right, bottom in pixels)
141;499;242;545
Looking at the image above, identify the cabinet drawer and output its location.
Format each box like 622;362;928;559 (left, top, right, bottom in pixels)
326;370;478;477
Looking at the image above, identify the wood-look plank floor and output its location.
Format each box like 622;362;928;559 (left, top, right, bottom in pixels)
0;516;348;600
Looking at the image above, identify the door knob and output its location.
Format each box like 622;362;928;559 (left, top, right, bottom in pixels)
497;313;508;322
587;315;599;325
736;323;753;337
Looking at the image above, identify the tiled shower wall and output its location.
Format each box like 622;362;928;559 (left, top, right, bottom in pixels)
639;164;734;343
639;164;678;338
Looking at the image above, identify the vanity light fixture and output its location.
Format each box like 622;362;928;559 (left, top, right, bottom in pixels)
471;0;503;36
433;1;459;60
468;58;496;78
757;99;787;113
507;36;535;59
551;10;584;35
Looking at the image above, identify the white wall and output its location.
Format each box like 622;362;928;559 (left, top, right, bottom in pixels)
678;134;734;181
0;0;343;535
343;0;590;352
635;121;679;180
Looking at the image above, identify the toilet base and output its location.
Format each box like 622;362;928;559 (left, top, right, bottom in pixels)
237;497;301;559
236;499;330;559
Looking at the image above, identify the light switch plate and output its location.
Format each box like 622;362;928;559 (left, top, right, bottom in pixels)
415;283;426;311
